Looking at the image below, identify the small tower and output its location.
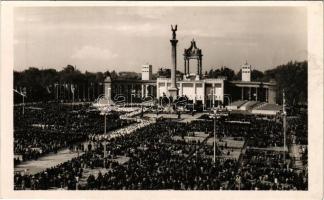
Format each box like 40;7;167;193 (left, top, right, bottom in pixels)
141;64;152;80
241;61;251;82
104;75;112;101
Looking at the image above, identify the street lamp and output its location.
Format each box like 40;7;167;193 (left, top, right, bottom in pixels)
103;140;108;168
14;89;26;115
223;94;232;106
131;90;136;107
209;109;219;164
94;91;115;134
100;105;112;135
71;84;75;110
282;90;287;165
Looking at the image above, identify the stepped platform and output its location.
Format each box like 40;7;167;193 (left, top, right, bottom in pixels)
226;100;282;116
251;103;281;115
226;100;247;110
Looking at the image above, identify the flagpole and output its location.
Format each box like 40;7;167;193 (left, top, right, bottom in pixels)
283;89;287;166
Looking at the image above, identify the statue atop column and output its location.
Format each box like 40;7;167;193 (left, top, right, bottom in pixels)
169;24;178;99
171;24;177;40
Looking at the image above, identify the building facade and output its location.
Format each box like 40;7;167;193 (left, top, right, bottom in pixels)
104;26;277;106
241;62;251;82
142;64;152;81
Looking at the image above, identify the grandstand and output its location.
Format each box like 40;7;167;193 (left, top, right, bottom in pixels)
227;100;282;115
239;101;259;111
226;100;247;110
251;103;282;115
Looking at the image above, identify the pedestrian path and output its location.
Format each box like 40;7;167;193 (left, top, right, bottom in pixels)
88;119;154;141
247;146;288;152
78;156;130;186
143;112;205;123
14;149;84;175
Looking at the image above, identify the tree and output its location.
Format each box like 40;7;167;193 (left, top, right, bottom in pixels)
264;60;307;105
251;69;264;81
110;70;118;79
104;70;111;77
95;72;104;82
221;67;235;81
234;69;242;80
207;67;235;80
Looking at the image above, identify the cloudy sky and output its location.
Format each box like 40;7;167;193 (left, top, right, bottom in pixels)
14;6;307;73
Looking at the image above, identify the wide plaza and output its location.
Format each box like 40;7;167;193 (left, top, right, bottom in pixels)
14;101;308;190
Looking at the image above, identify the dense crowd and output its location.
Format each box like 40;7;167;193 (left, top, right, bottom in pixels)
14;103;135;164
237;149;307;190
14;128;86;164
15;121;235;190
14;106;308;190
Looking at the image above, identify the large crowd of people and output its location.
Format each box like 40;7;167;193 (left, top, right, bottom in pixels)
237;149;308;190
14;103;308;190
14;103;135;164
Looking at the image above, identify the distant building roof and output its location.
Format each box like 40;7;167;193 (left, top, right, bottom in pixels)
104;76;112;82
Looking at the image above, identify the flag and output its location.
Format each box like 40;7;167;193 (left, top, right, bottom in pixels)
71;84;75;94
46;86;51;94
22;87;27;96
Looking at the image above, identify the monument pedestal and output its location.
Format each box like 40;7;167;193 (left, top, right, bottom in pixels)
168;87;178;100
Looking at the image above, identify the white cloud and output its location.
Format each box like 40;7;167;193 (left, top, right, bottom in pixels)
114;7;176;20
71;45;118;60
100;23;168;37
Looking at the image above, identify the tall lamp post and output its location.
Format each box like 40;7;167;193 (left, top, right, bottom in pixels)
103;140;107;168
14;89;26;115
209;109;219;164
100;105;112;135
71;84;75;110
282;90;287;165
98;103;112;134
104;113;107;134
95;91;114;135
223;94;232;106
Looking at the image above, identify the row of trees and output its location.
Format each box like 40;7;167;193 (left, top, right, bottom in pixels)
14;65;140;102
204;66;266;81
156;66;266;82
264;61;307;105
203;61;307;105
14;61;307;105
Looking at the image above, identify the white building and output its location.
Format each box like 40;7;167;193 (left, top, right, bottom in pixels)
103;26;277;107
142;64;152;81
241;62;251;82
156;76;226;105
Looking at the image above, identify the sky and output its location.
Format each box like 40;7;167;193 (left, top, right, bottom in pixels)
14;6;307;73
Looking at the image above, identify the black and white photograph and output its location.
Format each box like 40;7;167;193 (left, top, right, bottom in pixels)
0;1;323;199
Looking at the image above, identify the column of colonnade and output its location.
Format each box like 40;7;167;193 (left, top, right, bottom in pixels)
240;86;271;102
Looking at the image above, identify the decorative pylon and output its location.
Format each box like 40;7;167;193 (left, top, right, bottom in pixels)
168;24;179;99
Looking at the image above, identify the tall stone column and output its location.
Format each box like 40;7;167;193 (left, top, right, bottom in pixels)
241;87;244;100
197;60;200;75
141;84;145;98
156;82;160;99
199;59;202;76
268;86;276;104
145;85;149;97
104;76;112;101
168;24;179;99
184;58;187;75
249;87;251;101
202;82;206;105
187;59;190;75
194;83;197;103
